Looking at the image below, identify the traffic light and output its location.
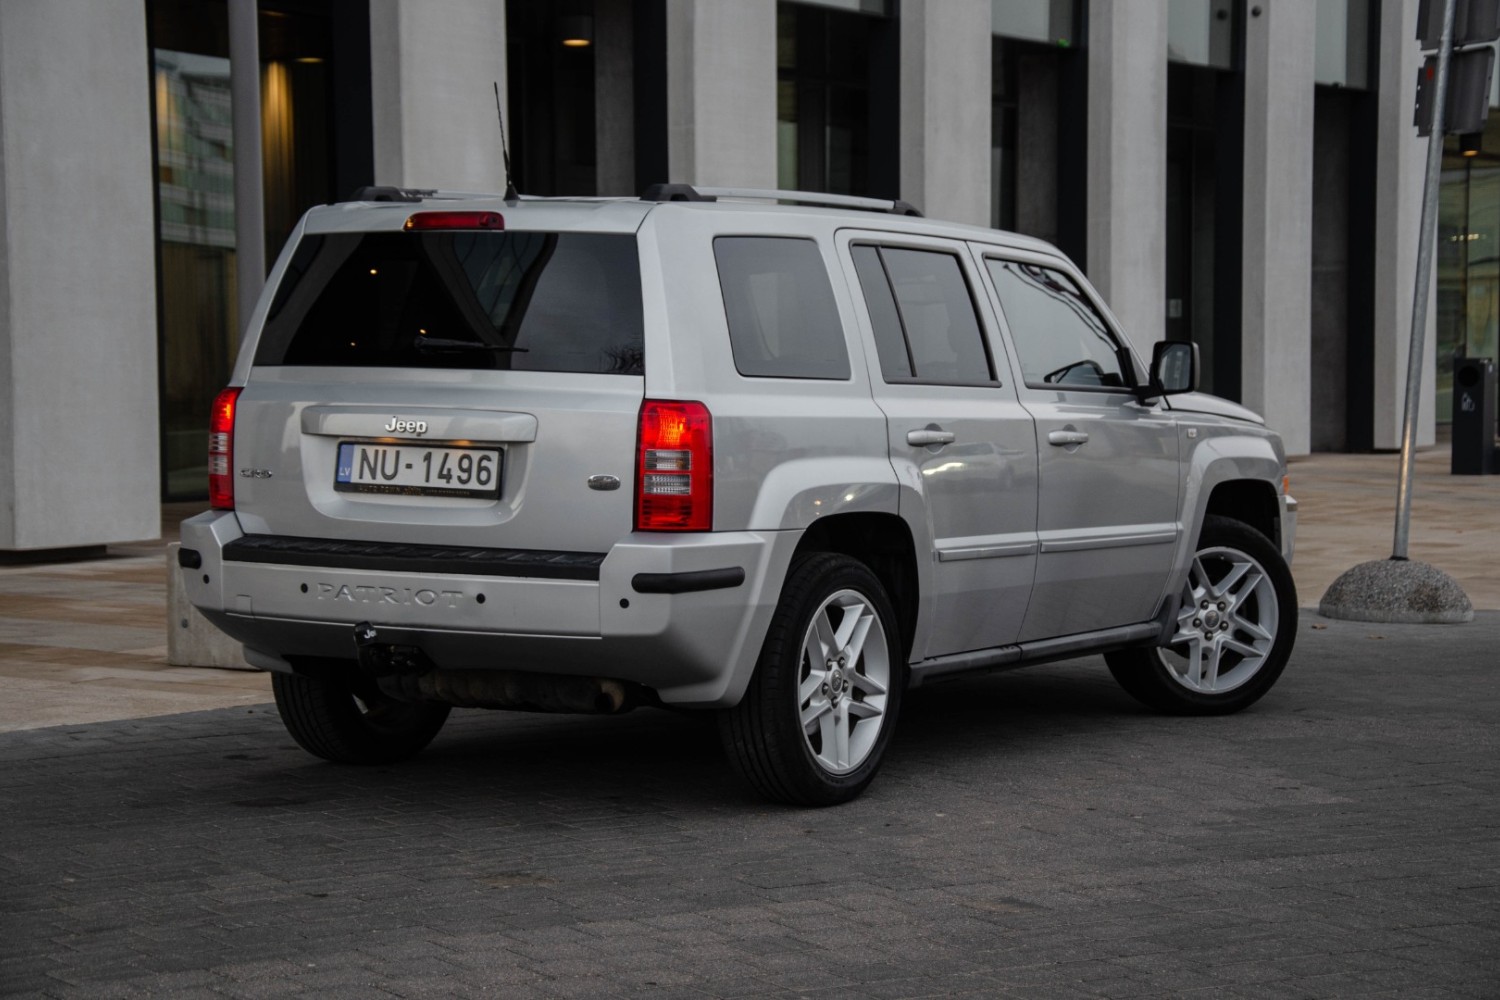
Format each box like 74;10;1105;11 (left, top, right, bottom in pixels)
1414;0;1500;137
1417;0;1500;48
1414;47;1497;135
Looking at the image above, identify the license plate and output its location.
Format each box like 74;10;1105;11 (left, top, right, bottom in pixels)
335;442;502;499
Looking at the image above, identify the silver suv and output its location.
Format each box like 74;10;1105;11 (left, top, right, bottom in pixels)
180;184;1297;805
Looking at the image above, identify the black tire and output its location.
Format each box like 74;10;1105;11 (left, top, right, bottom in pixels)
1106;514;1297;715
272;670;451;765
719;552;905;806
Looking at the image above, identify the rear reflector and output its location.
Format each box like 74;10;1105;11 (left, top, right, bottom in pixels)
208;387;242;510
403;211;505;231
636;400;712;531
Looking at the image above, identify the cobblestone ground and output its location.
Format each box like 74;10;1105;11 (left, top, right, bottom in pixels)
2;614;1497;999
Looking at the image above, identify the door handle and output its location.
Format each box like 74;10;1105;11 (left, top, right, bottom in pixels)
907;428;956;446
1048;429;1090;446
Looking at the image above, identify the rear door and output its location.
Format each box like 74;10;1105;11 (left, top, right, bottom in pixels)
977;251;1181;641
838;231;1039;659
230;216;647;555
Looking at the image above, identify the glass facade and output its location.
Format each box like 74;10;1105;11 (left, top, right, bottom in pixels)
991;2;1083;260
1438;123;1500;424
149;0;339;500
776;2;898;197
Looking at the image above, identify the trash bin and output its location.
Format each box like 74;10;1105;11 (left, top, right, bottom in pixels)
1452;357;1497;475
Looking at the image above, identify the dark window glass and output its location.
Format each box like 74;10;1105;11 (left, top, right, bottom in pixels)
254;231;644;374
985;260;1128;389
851;245;913;379
714;237;851;380
880;248;994;384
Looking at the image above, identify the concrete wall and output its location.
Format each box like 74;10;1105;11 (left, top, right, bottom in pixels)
900;0;991;226
1241;3;1315;457
665;0;776;188
0;0;160;551
1373;0;1436;450
1087;0;1169;355
369;0;509;192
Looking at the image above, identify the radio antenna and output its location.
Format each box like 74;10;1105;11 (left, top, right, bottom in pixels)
494;81;518;203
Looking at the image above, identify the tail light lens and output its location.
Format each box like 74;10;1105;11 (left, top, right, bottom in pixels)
636;400;712;531
208;387;242;510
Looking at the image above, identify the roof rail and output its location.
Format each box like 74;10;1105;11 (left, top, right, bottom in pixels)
639;183;923;218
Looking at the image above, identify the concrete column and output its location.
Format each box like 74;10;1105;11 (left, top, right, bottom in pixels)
1241;4;1315;457
665;0;776;188
1086;0;1169;355
228;0;265;340
900;0;990;226
596;0;636;196
369;0;509;192
1373;0;1435;450
0;0;160;552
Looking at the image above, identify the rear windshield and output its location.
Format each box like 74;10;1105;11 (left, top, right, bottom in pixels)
254;230;644;374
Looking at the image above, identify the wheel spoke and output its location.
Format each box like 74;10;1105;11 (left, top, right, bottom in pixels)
847;699;882;720
1232;612;1273;643
810;612;838;663
1222;636;1264;660
817;709;837;754
803;697;832;733
831;598;863;653
849;670;887;696
841;609;875;667
1212;560;1252;599
1182;637;1206;688
1187;557;1211;595
1201;639;1223;689
832;703;851;769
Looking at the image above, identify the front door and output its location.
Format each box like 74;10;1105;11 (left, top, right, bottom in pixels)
979;253;1181;641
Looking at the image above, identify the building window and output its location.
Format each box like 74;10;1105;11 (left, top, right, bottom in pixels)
991;3;1084;259
1168;0;1237;69
777;2;898;198
1314;0;1372;89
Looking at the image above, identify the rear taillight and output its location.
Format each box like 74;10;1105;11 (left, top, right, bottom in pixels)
208;387;241;510
636;400;712;531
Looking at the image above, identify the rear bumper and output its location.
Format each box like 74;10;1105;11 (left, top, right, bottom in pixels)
178;512;798;707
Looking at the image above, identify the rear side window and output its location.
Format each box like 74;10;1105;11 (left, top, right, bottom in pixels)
713;237;851;380
254;230;644;374
851;244;995;385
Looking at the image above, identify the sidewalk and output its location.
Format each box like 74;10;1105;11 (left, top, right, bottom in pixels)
2;445;1497;732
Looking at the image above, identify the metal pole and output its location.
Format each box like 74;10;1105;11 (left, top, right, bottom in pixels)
228;0;265;344
1394;0;1457;560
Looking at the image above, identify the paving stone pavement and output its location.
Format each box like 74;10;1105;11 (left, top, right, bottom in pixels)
2;613;1496;999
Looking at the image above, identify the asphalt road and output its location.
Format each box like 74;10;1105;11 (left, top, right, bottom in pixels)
3;614;1497;999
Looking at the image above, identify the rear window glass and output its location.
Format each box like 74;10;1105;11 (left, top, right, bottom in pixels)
713;237;851;380
254;230;644;374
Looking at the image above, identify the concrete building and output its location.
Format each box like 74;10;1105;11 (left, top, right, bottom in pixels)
0;0;1476;553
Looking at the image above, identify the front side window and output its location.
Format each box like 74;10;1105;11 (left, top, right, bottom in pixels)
714;237;851;380
985;259;1129;389
851;244;995;385
255;230;644;374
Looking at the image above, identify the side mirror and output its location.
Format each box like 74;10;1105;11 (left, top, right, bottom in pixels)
1148;340;1198;397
